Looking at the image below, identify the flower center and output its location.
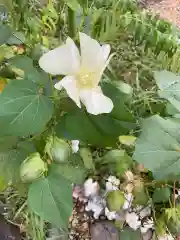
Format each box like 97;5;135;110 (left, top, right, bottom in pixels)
76;68;100;89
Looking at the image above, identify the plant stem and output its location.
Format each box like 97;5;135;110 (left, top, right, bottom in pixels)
67;7;76;39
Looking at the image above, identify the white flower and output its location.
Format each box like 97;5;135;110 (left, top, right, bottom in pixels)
107;176;120;186
125;212;141;230
123;193;133;210
71;140;79;153
140;218;154;233
85;200;103;219
105;207;117;220
84;178;99;197
39;32;114;115
158;234;174;240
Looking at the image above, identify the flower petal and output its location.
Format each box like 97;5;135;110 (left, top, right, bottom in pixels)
39;37;80;75
79;33;110;72
54;76;81;108
79;86;113;115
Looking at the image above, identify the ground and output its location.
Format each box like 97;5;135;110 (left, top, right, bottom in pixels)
146;0;180;27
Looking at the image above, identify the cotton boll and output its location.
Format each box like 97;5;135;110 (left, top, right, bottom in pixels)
85;196;105;219
107;176;120;186
140;218;154;233
71;140;79;153
105;207;117;220
85;201;103;219
125;212;141;230
105;182;119;192
138;206;151;219
123;193;133;210
84;178;99;197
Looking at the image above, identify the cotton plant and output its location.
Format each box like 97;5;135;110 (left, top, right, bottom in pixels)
39;32;114;115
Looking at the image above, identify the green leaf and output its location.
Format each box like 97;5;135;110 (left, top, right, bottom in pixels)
51;163;86;184
9;56;34;72
25;69;49;85
119;135;137;146
103;150;133;176
56;82;135;147
79;148;94;170
133;181;148;205
0;24;11;45
106;190;125;211
9;56;49;84
7;31;25;45
28;165;73;229
0;0;12;11
64;0;81;11
155;70;180;112
0;141;36;183
152;187;171;203
0;80;53;137
133;115;180;179
119;227;142;240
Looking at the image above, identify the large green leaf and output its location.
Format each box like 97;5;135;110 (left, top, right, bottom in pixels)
28;165;73;229
155;70;180;112
56;81;135;146
0;80;53;137
0;141;36;183
0;24;11;45
133;115;180;179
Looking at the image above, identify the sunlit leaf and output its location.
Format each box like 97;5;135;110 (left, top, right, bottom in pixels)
106;190;125;211
119;135;136;146
155;70;180;112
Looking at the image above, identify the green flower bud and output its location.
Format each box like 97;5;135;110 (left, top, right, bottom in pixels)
20;152;46;182
45;136;70;163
